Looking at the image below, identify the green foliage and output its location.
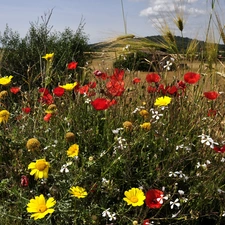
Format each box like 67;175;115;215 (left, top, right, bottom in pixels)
113;51;155;72
0;13;90;89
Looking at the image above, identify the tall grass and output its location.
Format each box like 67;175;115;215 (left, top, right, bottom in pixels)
1;2;225;225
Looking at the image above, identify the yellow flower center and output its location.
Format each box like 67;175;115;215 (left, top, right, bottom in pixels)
38;204;47;213
36;161;47;171
74;191;81;197
130;196;138;203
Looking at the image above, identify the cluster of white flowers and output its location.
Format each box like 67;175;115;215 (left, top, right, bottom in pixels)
175;143;193;151
150;108;163;120
163;57;175;71
170;198;180;209
112;127;124;134
84;95;91;104
113;137;127;152
198;134;218;148
131;105;145;114
169;171;189;181
60;161;72;173
196;160;211;169
44;140;58;150
102;208;116;221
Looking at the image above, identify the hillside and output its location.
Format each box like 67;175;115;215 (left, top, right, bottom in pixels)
90;35;225;54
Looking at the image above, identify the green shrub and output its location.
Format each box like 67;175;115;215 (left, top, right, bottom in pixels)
113;51;156;72
0;13;90;89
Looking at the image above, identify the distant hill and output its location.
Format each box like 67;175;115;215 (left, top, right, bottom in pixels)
146;35;225;53
90;35;225;55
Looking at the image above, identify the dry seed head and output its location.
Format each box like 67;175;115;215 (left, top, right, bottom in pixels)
26;138;41;151
175;16;184;32
0;90;8;99
123;121;133;131
166;31;175;43
47;104;57;111
65;132;75;142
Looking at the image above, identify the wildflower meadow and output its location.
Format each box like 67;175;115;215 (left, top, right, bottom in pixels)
2;2;225;225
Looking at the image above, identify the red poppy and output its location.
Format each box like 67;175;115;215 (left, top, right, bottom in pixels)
22;107;31;114
88;81;97;89
53;87;65;97
147;86;157;93
39;94;54;105
176;80;186;90
184;72;200;84
76;84;89;94
38;87;49;95
165;85;178;95
146;73;161;83
207;109;217;117
94;70;108;80
110;68;124;81
44;113;52;122
67;61;78;70
91;98;111;110
214;145;225;153
132;77;141;84
21;175;29;187
203;91;219;100
106;79;125;96
143;219;150;225
10;86;20;94
145;189;164;209
107;99;117;107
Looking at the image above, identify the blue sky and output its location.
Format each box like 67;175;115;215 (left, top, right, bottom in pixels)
0;0;224;44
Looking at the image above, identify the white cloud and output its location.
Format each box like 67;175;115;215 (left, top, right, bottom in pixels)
140;0;206;17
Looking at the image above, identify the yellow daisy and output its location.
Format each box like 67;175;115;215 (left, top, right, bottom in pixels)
69;186;88;198
0;75;13;85
27;194;56;220
154;96;172;107
42;53;54;61
67;144;79;158
0;109;10;124
28;159;50;180
59;82;78;91
123;187;146;207
140;122;151;131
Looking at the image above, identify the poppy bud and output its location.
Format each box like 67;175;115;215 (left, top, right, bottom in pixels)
21;175;29;187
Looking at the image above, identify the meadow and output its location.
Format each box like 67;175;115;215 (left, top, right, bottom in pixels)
1;2;225;225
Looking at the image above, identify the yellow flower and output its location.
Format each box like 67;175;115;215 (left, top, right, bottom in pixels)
69;186;88;198
154;96;172;107
42;53;54;61
0;109;10;124
123;187;146;207
123;121;133;131
140;122;151;131
67;144;79;157
27;194;56;220
28;159;50;180
59;82;78;91
26;138;41;151
0;76;13;85
139;109;149;118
